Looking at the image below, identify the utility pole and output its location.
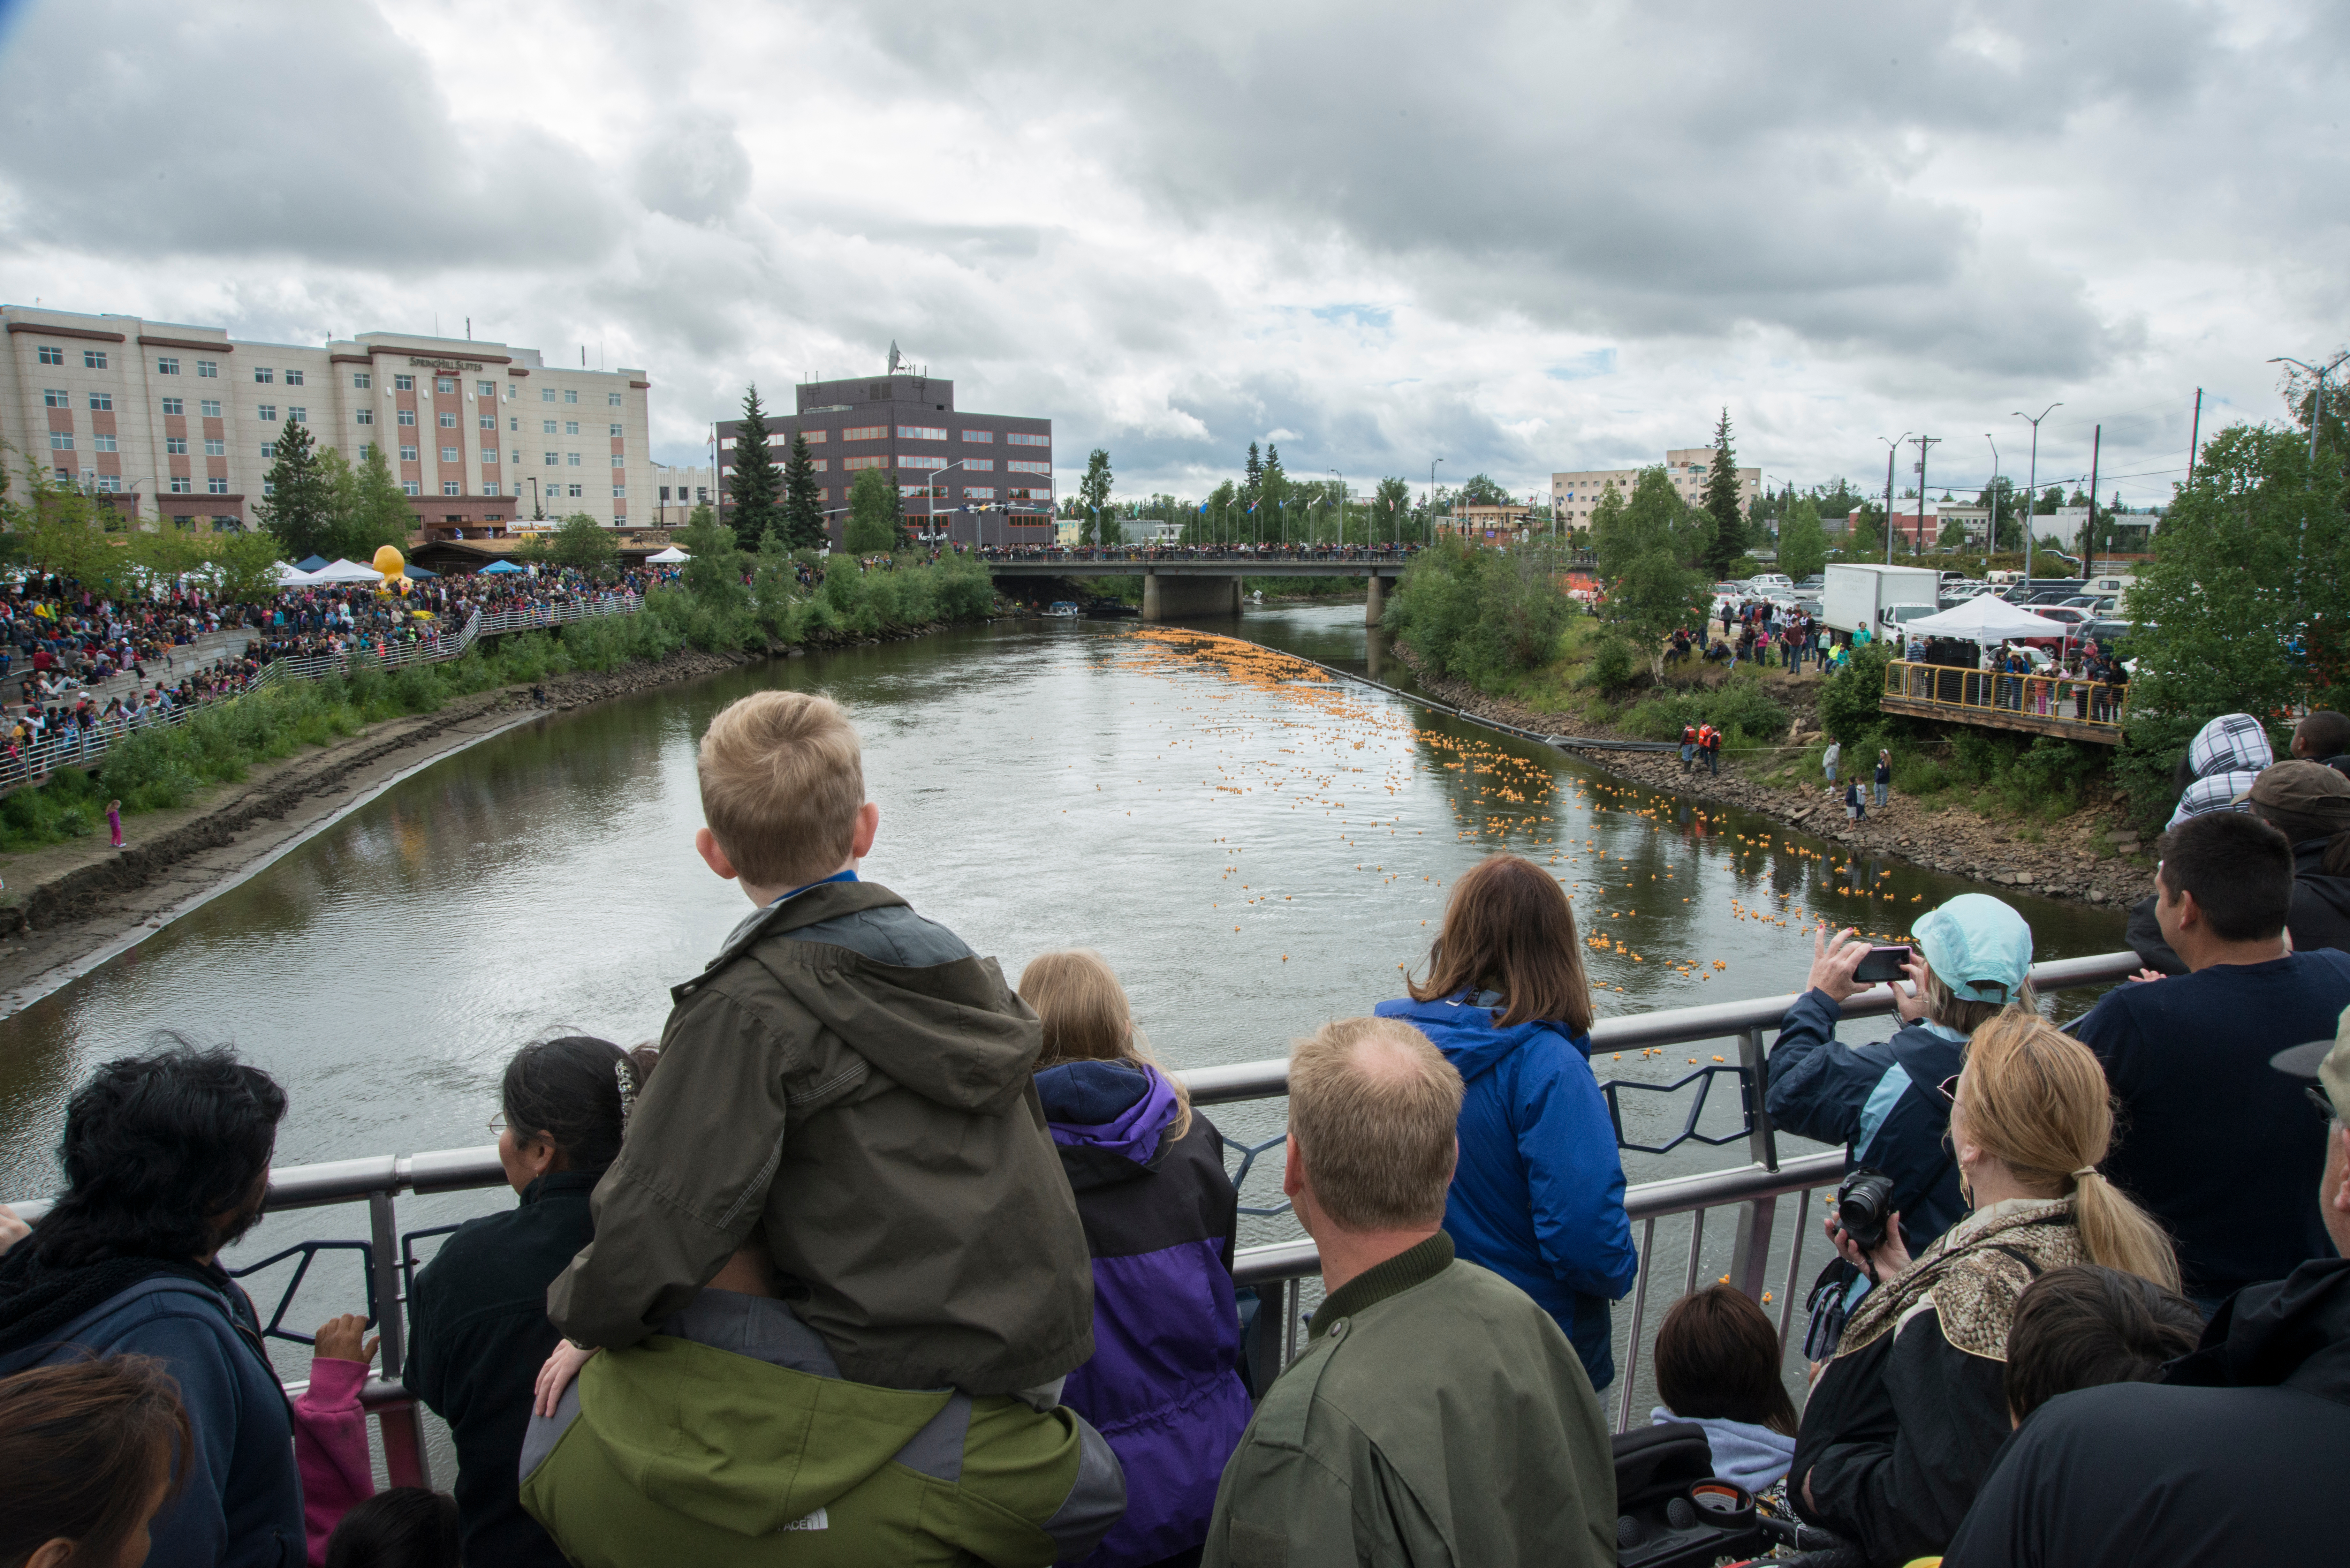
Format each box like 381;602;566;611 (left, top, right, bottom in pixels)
2187;387;2202;485
1879;434;1910;565
2013;404;2061;585
1909;435;1941;559
1985;434;2000;572
2082;425;2101;569
2269;351;2350;467
1429;457;1444;547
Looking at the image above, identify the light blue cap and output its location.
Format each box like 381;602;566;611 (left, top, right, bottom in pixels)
1913;893;2034;1005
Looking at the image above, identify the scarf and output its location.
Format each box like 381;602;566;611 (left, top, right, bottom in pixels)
0;1243;226;1361
1835;1197;2084;1363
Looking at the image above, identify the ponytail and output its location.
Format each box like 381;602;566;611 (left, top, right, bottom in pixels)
1960;1013;2182;1293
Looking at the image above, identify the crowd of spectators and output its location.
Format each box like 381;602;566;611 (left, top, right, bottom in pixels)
973;540;1424;563
1;691;2347;1566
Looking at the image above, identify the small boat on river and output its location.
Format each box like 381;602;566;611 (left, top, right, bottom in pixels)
1043;600;1080;618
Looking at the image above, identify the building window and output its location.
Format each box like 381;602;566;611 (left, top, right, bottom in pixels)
355;409;375;425
542;420;558;434
254;366;274;383
566;452;581;467
353;372;372;389
542;387;555;402
285;369;304;385
397;409;416;426
841;455;886;471
201;398;222;418
898;425;947;441
95;434;116;453
898;455;946;471
508;415;519;431
842;424;887;442
400;445;419;462
197;359;218;378
478;380;495;397
394;374;415;391
257;403;277;420
610;452;625;468
438;446;458;463
165;437;188;455
259;442;274;460
204;438;226;456
442;480;462;496
48;432;73;451
611;486;626;498
162;396;184;416
608;423;623;437
963;457;994;472
97;475;120;492
402;481;420;496
564;420;579;435
798;429;827;444
81;348;109;370
168;476;192;493
959;429;995;443
1005;432;1050;448
79;390;113;415
964;486;997;500
567;483;583;498
484;481;501;495
42;388;68;408
564;389;578;404
287;406;306;422
1007;459;1050;474
440;411;458;428
208;477;229;494
437;377;456;394
544;452;559;465
36;345;63;365
608;392;622;406
262;481;275;496
479;415;496;430
481;447;498;464
51;467;70;483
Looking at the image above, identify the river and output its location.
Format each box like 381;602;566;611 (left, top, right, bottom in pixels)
0;602;2128;1402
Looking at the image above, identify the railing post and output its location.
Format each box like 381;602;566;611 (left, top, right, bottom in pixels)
365;1187;429;1486
1730;1025;1779;1304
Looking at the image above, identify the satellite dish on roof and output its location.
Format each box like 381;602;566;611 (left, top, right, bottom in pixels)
888;341;902;373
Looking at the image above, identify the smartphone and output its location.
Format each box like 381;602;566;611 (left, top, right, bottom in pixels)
1853;946;1912;984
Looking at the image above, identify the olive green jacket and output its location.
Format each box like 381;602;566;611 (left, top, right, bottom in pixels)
1202;1234;1617;1568
546;879;1095;1395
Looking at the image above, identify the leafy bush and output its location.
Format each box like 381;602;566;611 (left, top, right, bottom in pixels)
1386;540;1575;689
1818;639;1893;744
1588;636;1636;694
1618;675;1788;747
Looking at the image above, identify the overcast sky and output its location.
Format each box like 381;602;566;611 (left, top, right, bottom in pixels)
1;0;2342;509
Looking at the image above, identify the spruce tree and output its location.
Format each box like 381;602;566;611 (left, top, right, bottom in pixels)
1243;441;1263;502
257;419;336;562
782;432;825;548
1079;448;1115;546
728;383;783;549
1699;406;1747;578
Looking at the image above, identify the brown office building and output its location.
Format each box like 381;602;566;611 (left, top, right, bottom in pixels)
715;372;1054;548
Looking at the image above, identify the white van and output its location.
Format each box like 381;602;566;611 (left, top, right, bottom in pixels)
1745;573;1793;593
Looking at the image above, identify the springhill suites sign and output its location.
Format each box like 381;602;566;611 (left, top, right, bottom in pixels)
407;356;486;372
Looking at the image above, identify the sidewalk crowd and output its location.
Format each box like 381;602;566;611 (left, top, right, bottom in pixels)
0;692;2345;1567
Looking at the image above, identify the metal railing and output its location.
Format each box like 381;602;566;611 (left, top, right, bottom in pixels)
1882;658;2128;731
4;948;2142;1475
0;593;642;798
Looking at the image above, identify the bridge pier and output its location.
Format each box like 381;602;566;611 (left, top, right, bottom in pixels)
1141;570;1245;622
1365;574;1387;626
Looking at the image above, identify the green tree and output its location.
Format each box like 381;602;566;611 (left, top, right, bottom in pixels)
257;419;335;561
1242;442;1263;506
336;443;417;561
7;461;130;591
1938;519;1967;550
782;431;824;549
1778;496;1828;579
1372;477;1412;546
844;468;902;554
675;510;748;610
549;512;620;574
1592;467;1710;678
1458;472;1514;508
1699;406;1747;578
202;528;285;605
727;385;783;549
1078;448;1115;546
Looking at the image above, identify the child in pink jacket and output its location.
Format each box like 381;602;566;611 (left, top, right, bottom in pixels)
295;1313;378;1565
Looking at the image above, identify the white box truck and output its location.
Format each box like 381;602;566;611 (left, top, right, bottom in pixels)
1823;563;1942;639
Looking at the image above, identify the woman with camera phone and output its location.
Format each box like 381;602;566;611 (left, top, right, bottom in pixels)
1787;1014;2180;1567
1768;896;2036;1357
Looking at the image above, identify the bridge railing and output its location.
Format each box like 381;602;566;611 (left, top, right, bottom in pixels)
1882;657;2128;731
0;594;642;800
3;949;2141;1475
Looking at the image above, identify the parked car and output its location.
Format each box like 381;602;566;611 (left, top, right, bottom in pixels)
1796;574;1826;591
2031;605;2094;628
2081;618;2134;647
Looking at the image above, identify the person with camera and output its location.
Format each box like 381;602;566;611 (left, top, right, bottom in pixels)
1788;1013;2181;1568
1767;896;2034;1356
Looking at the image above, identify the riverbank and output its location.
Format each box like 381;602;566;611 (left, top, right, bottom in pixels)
1392;643;2157;912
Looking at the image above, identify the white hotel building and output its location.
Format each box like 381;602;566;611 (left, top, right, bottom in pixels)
0;305;653;540
1552;447;1760;525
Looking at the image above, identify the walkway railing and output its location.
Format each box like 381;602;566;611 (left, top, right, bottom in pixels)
3;949;2141;1478
0;593;642;798
1881;657;2128;742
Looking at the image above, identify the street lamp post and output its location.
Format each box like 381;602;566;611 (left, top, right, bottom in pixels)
1429;458;1444;547
2269;351;2350;468
1328;468;1344;549
2012;404;2061;586
1984;434;2001;572
1879;435;1911;566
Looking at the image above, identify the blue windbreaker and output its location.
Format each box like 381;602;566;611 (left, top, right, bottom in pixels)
1376;995;1639;1388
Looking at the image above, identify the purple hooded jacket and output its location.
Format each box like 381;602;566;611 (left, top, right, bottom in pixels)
1038;1059;1251;1568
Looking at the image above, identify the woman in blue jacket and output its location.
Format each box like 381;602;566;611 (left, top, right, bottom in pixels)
1377;854;1638;1390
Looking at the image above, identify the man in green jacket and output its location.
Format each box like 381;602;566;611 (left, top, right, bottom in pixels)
1203;1016;1617;1567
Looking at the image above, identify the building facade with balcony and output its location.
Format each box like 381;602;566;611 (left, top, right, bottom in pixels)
714;372;1054;549
0;305;652;539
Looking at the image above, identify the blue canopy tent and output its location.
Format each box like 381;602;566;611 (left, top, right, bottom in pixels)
477;560;524;575
401;562;439;579
294;555;331;573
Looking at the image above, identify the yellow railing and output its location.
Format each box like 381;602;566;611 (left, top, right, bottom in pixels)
1882;658;2128;729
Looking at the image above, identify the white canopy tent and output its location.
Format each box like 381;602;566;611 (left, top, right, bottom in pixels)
1896;597;2071;642
645;546;690;563
272;562;317;587
308;558;386;584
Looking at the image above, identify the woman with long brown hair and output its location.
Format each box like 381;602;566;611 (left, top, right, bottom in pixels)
1375;853;1637;1390
0;1354;189;1568
1790;1011;2180;1567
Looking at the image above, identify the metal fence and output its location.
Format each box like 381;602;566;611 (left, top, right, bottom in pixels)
1882;657;2128;735
0;593;642;798
4;948;2141;1480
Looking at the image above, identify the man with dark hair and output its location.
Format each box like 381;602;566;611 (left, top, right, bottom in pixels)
1943;1017;2350;1565
2072;812;2350;1306
0;1044;300;1568
2291;707;2350;776
1202;1018;1617;1566
1999;1264;2203;1426
2130;759;2350;968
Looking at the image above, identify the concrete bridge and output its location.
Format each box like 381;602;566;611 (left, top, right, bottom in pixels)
982;552;1410;623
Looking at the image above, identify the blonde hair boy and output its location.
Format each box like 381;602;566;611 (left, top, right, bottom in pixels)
692;691;878;895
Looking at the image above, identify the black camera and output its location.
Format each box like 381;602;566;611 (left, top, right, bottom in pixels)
1835;1167;1897;1251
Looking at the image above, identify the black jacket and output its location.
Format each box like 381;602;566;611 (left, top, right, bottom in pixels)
1944;1256;2350;1567
2127;837;2350;975
406;1171;599;1568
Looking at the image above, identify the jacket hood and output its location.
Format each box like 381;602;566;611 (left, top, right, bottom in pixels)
1036;1060;1177;1187
2292;841;2350;921
2167;1256;2350;1404
1374;996;1588;1084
